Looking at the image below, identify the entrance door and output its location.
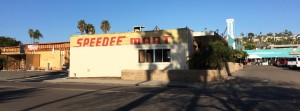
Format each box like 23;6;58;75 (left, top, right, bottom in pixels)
26;54;40;70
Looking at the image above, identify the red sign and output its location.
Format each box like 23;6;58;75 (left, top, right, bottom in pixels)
74;36;170;47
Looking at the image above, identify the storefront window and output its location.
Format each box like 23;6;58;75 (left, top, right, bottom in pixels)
139;50;146;63
163;49;171;62
145;50;153;63
155;49;162;62
139;49;170;63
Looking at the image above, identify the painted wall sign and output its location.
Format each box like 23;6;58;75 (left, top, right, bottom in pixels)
70;28;190;47
289;52;300;55
73;36;171;47
27;45;38;50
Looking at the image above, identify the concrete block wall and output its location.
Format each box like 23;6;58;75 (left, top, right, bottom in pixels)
121;69;228;82
121;62;243;82
226;62;244;73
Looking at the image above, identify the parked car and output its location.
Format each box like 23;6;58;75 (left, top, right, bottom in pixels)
275;58;289;67
287;57;300;69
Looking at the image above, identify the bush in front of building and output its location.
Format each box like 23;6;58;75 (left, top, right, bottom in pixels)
189;40;247;70
232;49;248;64
208;40;233;69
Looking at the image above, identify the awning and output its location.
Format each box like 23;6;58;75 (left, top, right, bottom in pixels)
247;54;261;59
246;48;300;58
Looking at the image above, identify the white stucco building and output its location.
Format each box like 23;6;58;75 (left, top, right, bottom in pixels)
69;28;194;77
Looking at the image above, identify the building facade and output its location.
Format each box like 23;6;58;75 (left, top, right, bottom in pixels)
69;28;194;77
0;42;70;70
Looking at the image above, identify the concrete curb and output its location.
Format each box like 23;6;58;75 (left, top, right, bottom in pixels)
43;78;206;88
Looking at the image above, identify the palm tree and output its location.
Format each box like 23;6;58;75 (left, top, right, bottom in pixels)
100;20;110;34
86;24;95;35
28;29;43;43
248;32;255;42
33;30;43;43
248;32;255;39
28;29;34;43
90;25;95;35
77;20;87;34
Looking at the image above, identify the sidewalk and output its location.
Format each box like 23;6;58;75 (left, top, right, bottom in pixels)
43;78;205;88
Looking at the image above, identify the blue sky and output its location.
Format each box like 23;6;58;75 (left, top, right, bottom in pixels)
0;0;299;44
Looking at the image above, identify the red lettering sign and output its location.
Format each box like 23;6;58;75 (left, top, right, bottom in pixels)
76;38;83;47
96;37;102;46
152;37;161;44
143;37;150;44
164;36;170;44
117;36;125;45
74;35;172;47
83;38;89;46
110;37;116;46
102;37;109;46
130;38;141;44
90;38;96;47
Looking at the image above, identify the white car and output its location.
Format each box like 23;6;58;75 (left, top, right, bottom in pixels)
287;57;300;69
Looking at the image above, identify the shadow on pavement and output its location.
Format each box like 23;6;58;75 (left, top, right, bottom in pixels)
46;77;300;111
0;87;42;104
1;76;299;110
3;71;68;82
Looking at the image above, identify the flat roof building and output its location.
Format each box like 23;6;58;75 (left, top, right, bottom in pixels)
0;42;70;70
69;28;194;77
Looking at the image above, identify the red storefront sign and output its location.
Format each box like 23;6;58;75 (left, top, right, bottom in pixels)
74;36;171;47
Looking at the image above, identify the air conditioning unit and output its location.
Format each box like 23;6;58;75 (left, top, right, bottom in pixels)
133;26;145;32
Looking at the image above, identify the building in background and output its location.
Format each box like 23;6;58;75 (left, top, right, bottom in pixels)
0;42;70;70
246;48;300;65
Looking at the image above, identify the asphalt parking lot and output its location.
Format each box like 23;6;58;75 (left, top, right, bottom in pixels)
1;65;300;85
1;65;300;111
0;70;67;82
234;65;300;85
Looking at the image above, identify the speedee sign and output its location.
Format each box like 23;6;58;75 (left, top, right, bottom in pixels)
70;29;189;47
73;36;171;47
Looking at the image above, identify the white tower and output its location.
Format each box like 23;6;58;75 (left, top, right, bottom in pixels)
226;19;235;39
226;18;236;49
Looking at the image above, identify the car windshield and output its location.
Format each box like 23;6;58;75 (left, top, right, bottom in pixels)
289;58;296;61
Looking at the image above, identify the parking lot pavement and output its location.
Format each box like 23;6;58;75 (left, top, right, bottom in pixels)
234;65;300;85
45;65;300;87
0;70;67;82
2;65;300;88
2;76;300;111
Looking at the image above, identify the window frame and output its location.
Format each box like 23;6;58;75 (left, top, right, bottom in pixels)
138;49;171;63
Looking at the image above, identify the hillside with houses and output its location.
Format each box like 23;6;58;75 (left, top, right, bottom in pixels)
235;30;300;50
